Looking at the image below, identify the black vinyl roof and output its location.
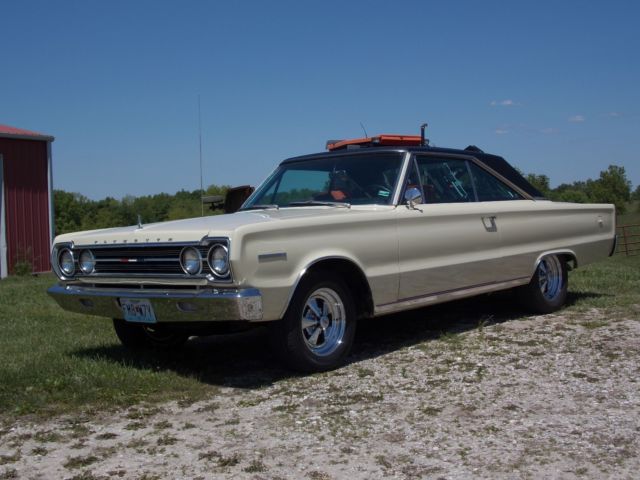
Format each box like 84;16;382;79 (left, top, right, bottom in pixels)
281;145;544;199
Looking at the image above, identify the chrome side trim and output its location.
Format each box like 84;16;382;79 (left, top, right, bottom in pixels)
47;284;263;322
258;252;287;262
374;276;530;316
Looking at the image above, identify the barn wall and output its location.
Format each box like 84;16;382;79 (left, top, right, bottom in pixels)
0;138;51;273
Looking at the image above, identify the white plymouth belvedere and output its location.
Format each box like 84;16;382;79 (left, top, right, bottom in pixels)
48;133;616;371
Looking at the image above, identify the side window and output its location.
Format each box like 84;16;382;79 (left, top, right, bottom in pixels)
415;157;474;203
468;162;522;201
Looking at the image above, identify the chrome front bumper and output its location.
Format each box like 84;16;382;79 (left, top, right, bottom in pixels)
47;284;263;322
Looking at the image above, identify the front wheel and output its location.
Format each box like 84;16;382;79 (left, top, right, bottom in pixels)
113;319;189;350
269;271;357;372
517;254;568;314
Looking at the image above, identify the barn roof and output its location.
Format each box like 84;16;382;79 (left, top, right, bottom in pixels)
0;124;54;142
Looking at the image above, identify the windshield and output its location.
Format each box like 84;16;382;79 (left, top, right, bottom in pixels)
242;152;404;209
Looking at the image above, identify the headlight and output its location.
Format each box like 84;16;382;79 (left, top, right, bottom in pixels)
180;247;202;275
59;249;75;276
79;250;95;274
208;244;229;276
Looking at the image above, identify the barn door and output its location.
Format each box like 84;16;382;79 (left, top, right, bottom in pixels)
0;154;7;278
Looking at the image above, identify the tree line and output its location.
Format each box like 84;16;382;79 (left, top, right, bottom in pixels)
523;165;637;214
54;185;230;235
53;164;638;236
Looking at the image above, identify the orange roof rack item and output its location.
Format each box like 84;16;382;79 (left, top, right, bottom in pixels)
327;134;423;151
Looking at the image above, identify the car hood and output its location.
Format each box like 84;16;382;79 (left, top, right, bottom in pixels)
54;207;391;246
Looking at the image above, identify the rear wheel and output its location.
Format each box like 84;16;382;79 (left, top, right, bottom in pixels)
269;271;356;372
517;254;568;313
113;319;189;349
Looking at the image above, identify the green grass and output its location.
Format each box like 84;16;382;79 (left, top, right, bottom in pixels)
567;254;640;312
0;274;214;419
1;251;639;421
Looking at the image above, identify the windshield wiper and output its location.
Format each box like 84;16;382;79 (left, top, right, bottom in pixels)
240;204;279;211
288;200;351;208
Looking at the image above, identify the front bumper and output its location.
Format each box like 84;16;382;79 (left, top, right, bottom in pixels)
47;284;263;322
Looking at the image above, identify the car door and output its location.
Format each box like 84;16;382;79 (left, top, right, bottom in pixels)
396;154;505;301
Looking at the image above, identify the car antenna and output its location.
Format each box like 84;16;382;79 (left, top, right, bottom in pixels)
420;123;429;146
359;122;368;137
198;94;204;216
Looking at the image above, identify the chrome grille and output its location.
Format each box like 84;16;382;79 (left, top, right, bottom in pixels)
68;241;230;280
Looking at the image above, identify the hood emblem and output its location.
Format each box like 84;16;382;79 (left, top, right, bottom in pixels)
137;214;143;229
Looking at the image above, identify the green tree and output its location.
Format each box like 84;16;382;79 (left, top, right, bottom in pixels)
586;165;631;213
524;173;551;197
53;190;91;235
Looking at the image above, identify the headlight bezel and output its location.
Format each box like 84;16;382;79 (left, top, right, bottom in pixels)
79;249;96;274
180;246;203;275
58;248;76;276
207;243;230;277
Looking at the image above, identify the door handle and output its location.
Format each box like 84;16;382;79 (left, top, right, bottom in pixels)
482;216;497;232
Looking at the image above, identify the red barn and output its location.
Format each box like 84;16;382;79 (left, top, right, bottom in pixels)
0;124;55;278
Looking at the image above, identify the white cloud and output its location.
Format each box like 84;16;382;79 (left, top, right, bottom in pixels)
607;111;621;117
568;115;585;123
490;99;520;107
540;127;558;134
495;128;509;135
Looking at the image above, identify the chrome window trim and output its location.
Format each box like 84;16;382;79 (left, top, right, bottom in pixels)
391;151;413;206
244;149;410;210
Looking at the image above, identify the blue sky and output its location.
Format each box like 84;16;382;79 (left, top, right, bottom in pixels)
2;0;638;199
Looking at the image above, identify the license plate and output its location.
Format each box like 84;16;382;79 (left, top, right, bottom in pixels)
120;298;157;324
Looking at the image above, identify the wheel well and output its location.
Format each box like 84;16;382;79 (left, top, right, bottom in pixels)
558;252;578;270
305;259;374;319
537;252;577;272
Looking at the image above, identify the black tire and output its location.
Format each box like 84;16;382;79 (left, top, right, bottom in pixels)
517;254;568;314
112;319;189;350
269;271;357;372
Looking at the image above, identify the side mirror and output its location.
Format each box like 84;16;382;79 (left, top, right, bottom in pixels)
404;187;423;209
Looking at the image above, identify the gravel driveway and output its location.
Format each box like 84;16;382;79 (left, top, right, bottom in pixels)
1;298;639;480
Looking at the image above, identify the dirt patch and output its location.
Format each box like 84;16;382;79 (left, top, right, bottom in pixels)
1;309;639;479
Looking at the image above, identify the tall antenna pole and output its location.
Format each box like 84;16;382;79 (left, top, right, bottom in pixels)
198;94;204;216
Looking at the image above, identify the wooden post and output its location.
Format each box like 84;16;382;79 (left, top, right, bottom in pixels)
622;225;630;256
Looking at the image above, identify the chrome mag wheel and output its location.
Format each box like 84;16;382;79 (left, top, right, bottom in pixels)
538;255;564;301
300;287;346;357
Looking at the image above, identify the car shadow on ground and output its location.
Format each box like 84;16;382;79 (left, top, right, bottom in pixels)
72;290;606;390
